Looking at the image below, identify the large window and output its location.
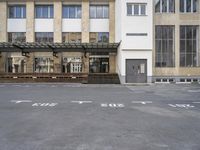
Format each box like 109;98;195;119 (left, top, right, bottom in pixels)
155;0;175;13
90;32;109;43
90;5;109;19
35;5;53;18
127;3;147;15
8;5;26;18
155;26;175;67
35;32;53;42
180;26;199;67
62;57;82;73
8;32;26;42
62;33;81;43
62;5;81;18
34;57;54;73
180;0;198;13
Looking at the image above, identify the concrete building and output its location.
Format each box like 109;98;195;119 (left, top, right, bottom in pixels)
0;0;200;84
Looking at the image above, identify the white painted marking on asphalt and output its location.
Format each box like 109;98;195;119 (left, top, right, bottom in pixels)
188;90;200;93
32;103;57;107
0;85;5;87
168;104;195;109
101;103;125;108
11;100;32;104
192;102;200;104
71;101;93;104
132;101;152;105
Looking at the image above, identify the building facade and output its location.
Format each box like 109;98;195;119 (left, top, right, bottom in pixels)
0;0;200;84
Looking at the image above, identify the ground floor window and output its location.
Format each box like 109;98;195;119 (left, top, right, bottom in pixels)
6;57;26;73
155;25;175;67
62;57;82;73
34;57;54;73
89;57;109;73
180;25;199;67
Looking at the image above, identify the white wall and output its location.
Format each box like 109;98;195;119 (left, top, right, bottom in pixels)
115;0;153;50
62;19;82;32
90;19;109;32
35;19;54;32
116;0;153;83
7;19;26;32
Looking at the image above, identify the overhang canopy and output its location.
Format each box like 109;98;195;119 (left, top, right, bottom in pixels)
0;42;120;53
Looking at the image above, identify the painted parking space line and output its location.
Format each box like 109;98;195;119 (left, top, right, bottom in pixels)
11;100;32;104
132;101;152;105
192;102;200;104
188;90;200;93
168;104;195;109
32;103;58;107
101;103;125;108
71;101;93;104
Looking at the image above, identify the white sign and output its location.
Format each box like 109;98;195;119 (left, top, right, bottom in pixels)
168;104;195;108
32;103;57;107
101;103;125;108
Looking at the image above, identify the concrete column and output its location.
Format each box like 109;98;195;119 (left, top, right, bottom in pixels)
54;1;62;43
82;0;89;43
0;2;7;42
83;53;89;73
26;1;35;42
175;25;180;68
0;53;6;73
54;53;62;73
109;53;116;73
26;53;34;73
109;0;115;43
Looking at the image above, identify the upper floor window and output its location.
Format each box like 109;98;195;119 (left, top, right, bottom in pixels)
180;0;198;13
90;32;109;43
63;5;81;18
8;5;26;18
35;5;53;18
155;0;175;13
90;5;109;19
35;32;53;42
62;32;81;43
127;3;147;16
8;32;26;42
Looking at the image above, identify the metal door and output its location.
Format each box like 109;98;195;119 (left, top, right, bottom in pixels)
126;59;147;83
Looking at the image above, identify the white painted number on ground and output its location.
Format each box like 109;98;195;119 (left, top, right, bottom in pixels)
101;103;125;108
168;104;195;109
32;103;57;107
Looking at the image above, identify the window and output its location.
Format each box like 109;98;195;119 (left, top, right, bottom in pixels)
35;32;53;42
155;0;175;13
8;5;26;18
127;3;147;15
35;5;53;18
180;26;199;67
6;57;26;73
62;33;81;43
62;57;82;73
180;0;198;13
8;32;26;42
34;57;53;73
90;5;109;19
90;32;109;43
63;5;81;18
155;26;175;67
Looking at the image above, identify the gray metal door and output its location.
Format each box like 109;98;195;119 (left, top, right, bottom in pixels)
126;59;147;83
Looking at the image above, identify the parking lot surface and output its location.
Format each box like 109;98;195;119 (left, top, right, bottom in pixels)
0;83;200;150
